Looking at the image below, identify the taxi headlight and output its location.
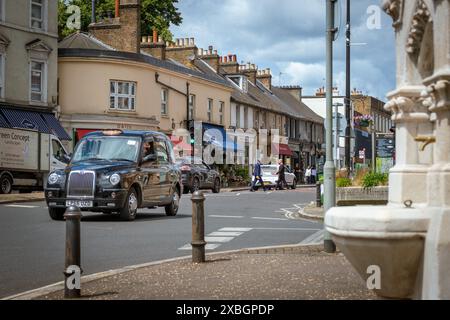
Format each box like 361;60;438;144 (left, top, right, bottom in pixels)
48;172;60;185
109;173;121;186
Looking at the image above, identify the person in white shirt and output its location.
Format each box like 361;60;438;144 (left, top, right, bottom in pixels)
305;166;312;184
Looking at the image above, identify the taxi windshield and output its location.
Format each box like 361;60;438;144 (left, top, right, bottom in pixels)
72;136;141;163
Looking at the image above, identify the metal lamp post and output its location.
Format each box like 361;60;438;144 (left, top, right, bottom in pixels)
323;0;337;253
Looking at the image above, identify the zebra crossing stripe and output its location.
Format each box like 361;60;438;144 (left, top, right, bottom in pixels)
177;227;253;251
178;243;221;251
219;227;253;232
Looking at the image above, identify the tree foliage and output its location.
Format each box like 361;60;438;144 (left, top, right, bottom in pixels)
58;0;182;41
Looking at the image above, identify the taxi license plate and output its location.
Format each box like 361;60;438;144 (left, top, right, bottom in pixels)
66;200;93;208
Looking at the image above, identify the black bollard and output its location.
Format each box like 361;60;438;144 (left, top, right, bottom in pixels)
63;206;82;298
191;191;206;263
316;181;322;207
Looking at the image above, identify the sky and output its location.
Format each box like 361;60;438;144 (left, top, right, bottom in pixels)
171;0;396;101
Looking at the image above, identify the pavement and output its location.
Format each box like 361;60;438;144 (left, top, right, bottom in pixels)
0;185;316;205
298;203;325;220
0;192;45;204
8;244;379;300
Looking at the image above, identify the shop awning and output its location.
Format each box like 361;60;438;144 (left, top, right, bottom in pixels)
1;108;51;132
0;113;10;128
272;143;293;156
41;113;71;140
0;107;72;141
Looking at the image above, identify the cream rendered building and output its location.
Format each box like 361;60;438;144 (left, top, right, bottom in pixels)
58;35;232;151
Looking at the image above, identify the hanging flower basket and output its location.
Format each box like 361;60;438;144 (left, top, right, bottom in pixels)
354;115;373;127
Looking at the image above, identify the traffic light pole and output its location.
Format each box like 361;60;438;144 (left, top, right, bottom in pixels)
324;0;337;254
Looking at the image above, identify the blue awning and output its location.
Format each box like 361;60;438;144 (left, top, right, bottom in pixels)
0;113;10;128
41;113;71;140
1;108;51;132
0;107;71;140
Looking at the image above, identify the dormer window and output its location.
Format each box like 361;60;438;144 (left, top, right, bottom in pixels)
227;75;248;93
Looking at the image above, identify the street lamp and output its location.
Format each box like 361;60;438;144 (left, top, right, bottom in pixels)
324;0;337;253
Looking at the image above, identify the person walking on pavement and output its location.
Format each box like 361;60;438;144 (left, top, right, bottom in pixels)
276;159;287;190
305;166;311;184
311;166;317;184
250;160;266;192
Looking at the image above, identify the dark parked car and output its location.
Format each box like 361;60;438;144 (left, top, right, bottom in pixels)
176;156;221;194
45;130;182;221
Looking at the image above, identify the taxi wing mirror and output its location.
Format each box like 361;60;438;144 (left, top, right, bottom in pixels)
143;153;157;163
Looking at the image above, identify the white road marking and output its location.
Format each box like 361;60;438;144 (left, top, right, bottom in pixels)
208;231;244;237
219;227;253;232
209;215;244;219
252;227;321;231
236;193;241;196
251;217;289;221
5;204;39;208
299;229;324;244
178;243;221;251
204;236;234;243
178;227;252;251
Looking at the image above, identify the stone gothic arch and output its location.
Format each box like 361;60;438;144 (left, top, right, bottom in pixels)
406;0;434;79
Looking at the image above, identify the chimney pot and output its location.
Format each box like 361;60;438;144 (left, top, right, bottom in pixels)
141;36;147;43
115;0;119;18
184;38;189;46
152;29;158;43
213;50;218;55
233;55;237;62
190;38;195;46
158;36;162;43
224;56;228;63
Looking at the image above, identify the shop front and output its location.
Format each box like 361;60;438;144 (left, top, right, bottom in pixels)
59;113;159;151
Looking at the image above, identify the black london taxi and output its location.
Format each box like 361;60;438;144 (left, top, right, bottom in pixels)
45;130;182;221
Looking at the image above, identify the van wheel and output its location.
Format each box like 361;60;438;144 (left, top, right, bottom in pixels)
212;178;221;193
120;188;138;221
0;175;12;194
165;189;180;216
49;207;66;221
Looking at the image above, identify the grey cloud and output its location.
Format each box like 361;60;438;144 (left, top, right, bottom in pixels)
172;0;396;100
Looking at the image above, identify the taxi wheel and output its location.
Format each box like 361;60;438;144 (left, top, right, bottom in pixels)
212;178;221;193
165;189;180;216
49;207;65;221
120;188;138;221
190;177;200;193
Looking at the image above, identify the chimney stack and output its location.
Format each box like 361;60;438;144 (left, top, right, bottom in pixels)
219;54;239;74
240;62;257;84
256;68;272;90
199;45;220;73
140;29;166;60
279;85;303;102
89;0;141;53
165;37;198;69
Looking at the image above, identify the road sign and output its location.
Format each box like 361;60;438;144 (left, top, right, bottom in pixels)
359;149;365;159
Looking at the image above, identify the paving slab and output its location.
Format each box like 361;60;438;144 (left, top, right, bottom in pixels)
34;245;379;300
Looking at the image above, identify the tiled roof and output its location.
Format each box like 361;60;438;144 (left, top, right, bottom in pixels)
59;32;116;50
272;87;324;124
58;48;232;88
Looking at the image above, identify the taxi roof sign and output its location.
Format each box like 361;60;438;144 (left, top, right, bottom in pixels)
102;129;123;136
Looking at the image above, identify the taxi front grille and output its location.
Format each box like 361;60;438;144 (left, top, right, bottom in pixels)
67;171;95;198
